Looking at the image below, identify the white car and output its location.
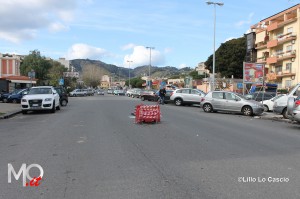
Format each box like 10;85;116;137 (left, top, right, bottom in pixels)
262;94;285;112
69;89;87;97
21;86;60;114
170;88;206;106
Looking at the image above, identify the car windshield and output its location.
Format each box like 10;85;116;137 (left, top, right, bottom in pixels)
28;88;52;95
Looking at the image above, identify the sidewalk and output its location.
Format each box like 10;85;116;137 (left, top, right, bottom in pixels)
0;103;22;119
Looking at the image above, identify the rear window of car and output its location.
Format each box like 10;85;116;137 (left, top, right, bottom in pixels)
212;92;224;99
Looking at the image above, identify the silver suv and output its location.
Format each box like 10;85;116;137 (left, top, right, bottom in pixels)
200;91;264;116
170;88;206;106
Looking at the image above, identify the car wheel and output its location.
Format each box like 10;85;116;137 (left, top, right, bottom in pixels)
242;106;253;116
56;104;60;110
12;99;18;103
74;94;77;97
141;96;145;101
61;99;68;106
282;107;288;119
263;105;269;112
22;110;27;114
174;98;183;106
51;102;56;113
203;103;213;112
3;98;8;103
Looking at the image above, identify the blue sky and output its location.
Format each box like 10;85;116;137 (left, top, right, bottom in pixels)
0;0;298;69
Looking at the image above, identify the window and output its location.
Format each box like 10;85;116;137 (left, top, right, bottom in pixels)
181;89;190;94
286;80;292;88
225;93;236;100
286;45;293;52
287;27;293;33
191;90;198;94
275;65;282;74
212;92;224;99
286;63;292;72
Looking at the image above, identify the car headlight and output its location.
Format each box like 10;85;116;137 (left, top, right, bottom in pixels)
45;98;53;101
21;99;27;102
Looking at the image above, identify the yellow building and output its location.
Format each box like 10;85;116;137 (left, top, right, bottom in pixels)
250;4;300;89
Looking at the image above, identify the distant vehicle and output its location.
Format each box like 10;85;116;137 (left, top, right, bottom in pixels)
107;88;113;94
113;90;125;96
244;92;276;102
69;89;87;97
262;94;285;112
131;89;142;98
200;91;264;116
6;88;29;103
85;89;94;96
0;89;22;103
170;88;206;106
96;89;105;95
21;86;60;114
54;87;69;106
140;90;157;101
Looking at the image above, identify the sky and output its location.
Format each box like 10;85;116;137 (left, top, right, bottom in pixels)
0;0;299;69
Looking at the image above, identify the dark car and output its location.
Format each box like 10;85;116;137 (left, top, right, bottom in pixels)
244;92;276;102
7;88;29;103
140;90;157;101
155;90;174;104
0;89;21;103
54;87;69;106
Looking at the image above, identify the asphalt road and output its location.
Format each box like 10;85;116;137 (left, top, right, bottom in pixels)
0;95;300;199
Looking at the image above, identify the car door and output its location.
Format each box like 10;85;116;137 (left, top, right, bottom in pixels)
180;89;191;102
190;89;204;103
224;92;242;111
211;92;225;109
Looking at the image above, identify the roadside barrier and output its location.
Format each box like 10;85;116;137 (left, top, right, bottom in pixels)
134;104;161;124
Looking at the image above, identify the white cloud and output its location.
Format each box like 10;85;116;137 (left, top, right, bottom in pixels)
123;46;165;67
66;43;109;60
235;12;254;27
121;43;136;51
164;47;172;54
49;23;69;33
0;0;76;43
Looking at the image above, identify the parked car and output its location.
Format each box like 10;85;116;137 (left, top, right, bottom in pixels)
244;92;276;102
262;94;285;112
0;89;21;103
107;88;113;94
6;88;29;103
274;83;300;119
170;88;206;106
200;91;264;116
140;90;157;101
113;90;125;96
69;89;87;97
96;89;105;95
131;89;142;98
154;90;174;104
85;89;94;96
287;96;300;122
54;87;69;106
21;86;60;114
127;89;141;97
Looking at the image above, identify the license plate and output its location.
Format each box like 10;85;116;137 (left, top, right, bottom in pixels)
32;104;39;107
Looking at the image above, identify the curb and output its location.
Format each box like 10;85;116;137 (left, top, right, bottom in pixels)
0;110;22;119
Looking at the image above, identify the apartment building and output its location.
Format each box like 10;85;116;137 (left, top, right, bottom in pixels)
248;4;300;89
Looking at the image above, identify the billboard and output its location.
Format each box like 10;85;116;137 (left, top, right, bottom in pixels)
243;62;264;84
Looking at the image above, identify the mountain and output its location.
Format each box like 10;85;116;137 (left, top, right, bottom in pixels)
70;59;193;79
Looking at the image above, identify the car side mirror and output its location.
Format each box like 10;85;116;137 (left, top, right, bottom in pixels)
23;91;28;95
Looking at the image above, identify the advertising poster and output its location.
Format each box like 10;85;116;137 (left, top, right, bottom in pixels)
243;62;264;84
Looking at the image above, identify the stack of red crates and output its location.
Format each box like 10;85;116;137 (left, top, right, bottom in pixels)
135;104;161;123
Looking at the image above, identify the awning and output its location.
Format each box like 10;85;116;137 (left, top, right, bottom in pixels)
10;80;37;84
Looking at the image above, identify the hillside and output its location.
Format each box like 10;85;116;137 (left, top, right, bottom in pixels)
70;59;193;79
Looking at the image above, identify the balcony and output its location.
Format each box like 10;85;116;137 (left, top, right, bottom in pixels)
256;57;267;64
255;42;267;50
276;71;296;78
267;17;297;32
266;50;296;64
267;32;297;48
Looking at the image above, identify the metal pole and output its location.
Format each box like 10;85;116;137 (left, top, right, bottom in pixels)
127;60;133;88
146;47;154;89
206;1;223;91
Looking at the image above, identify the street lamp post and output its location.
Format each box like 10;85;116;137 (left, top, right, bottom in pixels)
127;60;133;88
206;1;223;91
146;46;155;89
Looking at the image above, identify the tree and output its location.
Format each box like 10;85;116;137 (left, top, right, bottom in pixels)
47;60;67;86
204;37;246;78
125;77;145;88
82;64;102;87
189;70;206;80
20;50;52;84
